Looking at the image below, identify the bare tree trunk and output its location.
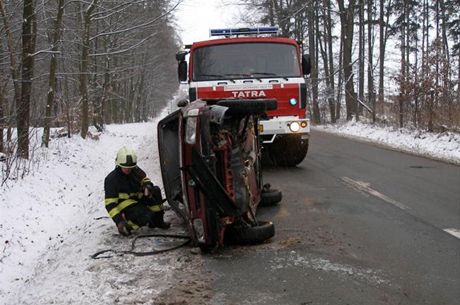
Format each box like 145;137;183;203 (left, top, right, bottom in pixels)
0;40;4;153
309;2;320;124
42;0;65;148
399;0;407;128
63;70;72;138
102;57;111;124
421;0;427;130
378;0;384;115
378;0;391;119
358;0;365;121
428;89;434;131
323;0;336;122
17;0;37;159
439;0;451;123
318;17;329;121
423;0;429;76
80;0;98;139
458;53;460;106
414;24;419;127
435;0;440;113
439;0;450;70
0;86;4;153
0;0;21;150
406;2;412;126
336;30;343;120
337;0;357;120
267;0;275;25
368;0;375;123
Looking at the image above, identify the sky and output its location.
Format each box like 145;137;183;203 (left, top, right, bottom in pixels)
173;0;241;44
1;91;459;303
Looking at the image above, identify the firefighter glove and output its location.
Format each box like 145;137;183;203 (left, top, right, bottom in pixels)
117;221;131;236
143;182;162;203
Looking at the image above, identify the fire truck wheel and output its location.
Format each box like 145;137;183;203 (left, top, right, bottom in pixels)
226;221;275;245
259;187;282;207
217;99;277;115
270;136;309;167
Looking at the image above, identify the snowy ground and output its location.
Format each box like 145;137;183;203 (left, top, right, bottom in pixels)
315;121;460;165
0;107;206;305
1;109;459;304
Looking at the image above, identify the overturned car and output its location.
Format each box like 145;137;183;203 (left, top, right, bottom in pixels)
158;99;282;251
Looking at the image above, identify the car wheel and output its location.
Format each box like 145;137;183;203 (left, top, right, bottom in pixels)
226;220;275;245
259;188;282;206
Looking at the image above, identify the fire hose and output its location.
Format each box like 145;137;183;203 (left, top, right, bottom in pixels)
91;233;191;259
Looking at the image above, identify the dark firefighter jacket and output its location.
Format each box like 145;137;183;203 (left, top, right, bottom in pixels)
104;166;162;226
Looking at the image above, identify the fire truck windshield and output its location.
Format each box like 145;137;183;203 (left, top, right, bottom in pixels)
192;42;301;81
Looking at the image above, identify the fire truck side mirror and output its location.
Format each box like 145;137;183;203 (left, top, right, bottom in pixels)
302;54;311;76
178;61;188;82
176;51;188;61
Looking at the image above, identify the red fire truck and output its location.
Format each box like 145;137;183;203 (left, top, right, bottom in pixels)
176;27;311;166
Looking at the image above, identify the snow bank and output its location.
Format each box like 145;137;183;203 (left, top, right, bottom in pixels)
0;107;182;304
315;121;460;165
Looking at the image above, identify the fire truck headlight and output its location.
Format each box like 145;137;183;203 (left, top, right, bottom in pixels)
289;121;300;132
185;117;197;144
289;98;297;106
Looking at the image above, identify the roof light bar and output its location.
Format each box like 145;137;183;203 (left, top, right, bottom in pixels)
209;27;279;37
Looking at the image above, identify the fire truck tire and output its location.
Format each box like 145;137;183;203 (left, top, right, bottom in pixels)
217;99;277;115
260;188;282;206
226;221;275;245
270;136;309;167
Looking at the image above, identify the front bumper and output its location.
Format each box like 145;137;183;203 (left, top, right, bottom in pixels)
259;116;310;143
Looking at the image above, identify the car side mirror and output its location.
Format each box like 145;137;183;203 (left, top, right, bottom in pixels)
177;99;189;107
178;61;187;82
302;54;311;76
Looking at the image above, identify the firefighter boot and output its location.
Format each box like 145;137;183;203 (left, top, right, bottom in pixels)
149;211;170;229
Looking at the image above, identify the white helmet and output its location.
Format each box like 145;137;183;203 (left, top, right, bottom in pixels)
116;146;137;168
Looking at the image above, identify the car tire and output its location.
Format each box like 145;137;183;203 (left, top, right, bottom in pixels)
226;220;275;245
259;188;282;206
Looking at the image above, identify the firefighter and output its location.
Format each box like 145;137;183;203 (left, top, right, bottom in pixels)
104;146;170;236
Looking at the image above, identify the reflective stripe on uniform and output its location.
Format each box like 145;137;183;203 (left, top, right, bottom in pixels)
148;204;162;212
119;193;130;199
108;207;120;218
127;220;140;230
119;192;141;199
104;198;118;206
141;177;151;184
108;199;137;218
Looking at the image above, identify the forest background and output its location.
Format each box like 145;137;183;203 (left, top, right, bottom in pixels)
0;0;459;183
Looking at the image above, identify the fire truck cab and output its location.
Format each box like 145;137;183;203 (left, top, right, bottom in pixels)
176;27;311;166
